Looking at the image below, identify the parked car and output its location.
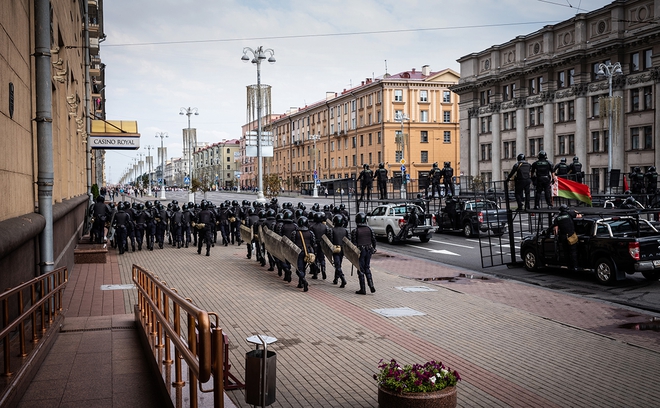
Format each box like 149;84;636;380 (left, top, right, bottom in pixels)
366;203;434;244
520;214;660;284
435;199;508;237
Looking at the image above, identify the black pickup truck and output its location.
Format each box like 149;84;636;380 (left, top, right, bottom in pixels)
435;199;508;237
520;214;660;284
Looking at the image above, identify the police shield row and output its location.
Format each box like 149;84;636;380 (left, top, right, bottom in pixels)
506;152;584;211
91;196;378;295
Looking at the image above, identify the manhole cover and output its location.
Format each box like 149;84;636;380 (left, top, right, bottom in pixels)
396;286;437;292
100;284;135;291
372;307;426;317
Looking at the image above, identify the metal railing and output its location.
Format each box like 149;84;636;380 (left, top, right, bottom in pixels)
132;265;224;408
0;267;67;404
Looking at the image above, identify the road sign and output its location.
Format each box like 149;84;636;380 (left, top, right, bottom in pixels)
184;176;190;185
400;159;406;164
158;178;162;183
316;179;320;185
313;173;318;180
313;170;317;176
401;165;406;172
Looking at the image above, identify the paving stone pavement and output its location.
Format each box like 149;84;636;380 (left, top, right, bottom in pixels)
113;239;660;408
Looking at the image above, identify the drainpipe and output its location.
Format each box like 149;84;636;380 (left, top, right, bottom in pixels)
84;0;93;200
35;0;54;275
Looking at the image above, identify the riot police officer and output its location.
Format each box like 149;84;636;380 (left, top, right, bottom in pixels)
357;164;374;201
134;203;150;251
329;214;349;288
91;195;111;244
171;204;184;248
443;162;455;196
630;166;645;194
181;204;193;248
645;166;658;195
351;212;377;295
429;162;443;199
113;202;131;255
291;216;315;292
310;212;329;280
552;204;581;271
195;201;215;256
553;158;569;179
276;209;297;283
506;153;532;211
531;151;554;209
567;156;583;183
375;163;388;200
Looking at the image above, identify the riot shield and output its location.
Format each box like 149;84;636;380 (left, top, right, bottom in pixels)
261;226;283;260
320;234;336;265
240;224;253;243
280;235;302;267
342;236;361;269
105;210;117;243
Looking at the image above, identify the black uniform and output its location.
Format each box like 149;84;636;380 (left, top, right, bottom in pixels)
91;197;112;244
357;166;374;201
329;224;349;287
310;219;329;279
196;207;215;256
134;208;151;251
276;218;297;282
182;207;193;247
531;158;554;208
171;208;184;248
442;162;455;196
553;160;569;178
291;227;316;292
645;168;658;195
552;208;579;270
567;159;583;183
113;208;131;254
429;164;443;199
351;223;377;294
506;159;532;211
375;165;388;200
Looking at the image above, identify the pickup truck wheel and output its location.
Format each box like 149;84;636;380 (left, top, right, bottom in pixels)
386;227;396;244
642;271;660;281
463;222;474;238
522;248;539;272
419;234;431;243
594;258;617;285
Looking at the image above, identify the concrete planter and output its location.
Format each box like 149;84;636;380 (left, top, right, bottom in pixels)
378;385;457;408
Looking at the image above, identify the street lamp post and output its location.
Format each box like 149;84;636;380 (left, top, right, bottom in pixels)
180;107;199;203
309;134;321;197
145;145;154;196
395;112;410;199
596;61;622;193
156;132;168;199
241;46;276;201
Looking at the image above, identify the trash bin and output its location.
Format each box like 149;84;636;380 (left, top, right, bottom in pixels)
245;349;276;406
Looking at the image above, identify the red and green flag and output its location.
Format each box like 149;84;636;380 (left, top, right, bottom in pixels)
554;177;592;206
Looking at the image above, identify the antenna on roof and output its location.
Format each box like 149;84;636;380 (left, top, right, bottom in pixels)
385;59;388;75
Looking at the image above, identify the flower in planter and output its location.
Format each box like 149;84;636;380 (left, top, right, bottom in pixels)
374;359;461;394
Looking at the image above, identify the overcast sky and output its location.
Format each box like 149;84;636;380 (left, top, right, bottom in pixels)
102;0;610;184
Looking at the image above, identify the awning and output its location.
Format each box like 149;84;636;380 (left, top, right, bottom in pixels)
89;120;140;150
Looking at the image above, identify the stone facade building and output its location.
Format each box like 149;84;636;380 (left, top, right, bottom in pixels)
451;0;660;192
193;139;241;189
268;66;460;193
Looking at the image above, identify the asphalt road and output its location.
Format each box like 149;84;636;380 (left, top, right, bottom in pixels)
123;189;660;314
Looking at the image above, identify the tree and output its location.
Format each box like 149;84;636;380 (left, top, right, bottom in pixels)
263;174;281;198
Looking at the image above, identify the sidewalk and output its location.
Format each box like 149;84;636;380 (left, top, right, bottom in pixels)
21;236;660;407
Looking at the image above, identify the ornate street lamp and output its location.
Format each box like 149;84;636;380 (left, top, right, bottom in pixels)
241;46;276;201
180;107;198;203
155;132;168;199
395;112;410;199
596;62;622;193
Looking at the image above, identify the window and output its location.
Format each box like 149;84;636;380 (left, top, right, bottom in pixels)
480;143;492;161
352;137;356;148
568;134;575;155
421;151;429;163
568;100;574;121
631;88;640;111
420;90;428;102
444;131;451;143
592;131;601;152
395;110;403;120
480;91;486;105
352;155;357;166
558;102;565;122
443;111;451;123
368;113;372;125
503;141;510;159
529;108;536;126
603;130;609;153
511;141;516;156
644;86;653;110
511;111;517;129
644;49;653;69
529;139;536;157
503;113;509;130
351;100;356;112
377;111;382;123
558;135;566;155
420;110;429;123
368;133;372;145
529;76;542;94
503;85;510;101
360;135;363;147
480;90;492;105
421;131;428;143
592;96;600;117
443;91;451;103
538;106;544;125
330;141;335;151
558;71;566;88
631;127;640;150
644;126;653;149
377;151;381;163
369;152;372;163
631;52;640;72
394;89;403;102
568;69;575;86
377;131;382;144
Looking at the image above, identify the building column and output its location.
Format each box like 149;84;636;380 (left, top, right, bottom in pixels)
574;87;588;164
543;96;555;162
654;71;660;168
613;88;625;171
491;107;501;181
469;107;479;177
515;99;526;158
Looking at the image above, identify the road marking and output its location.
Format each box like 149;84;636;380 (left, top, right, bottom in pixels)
429;239;473;249
409;244;460;256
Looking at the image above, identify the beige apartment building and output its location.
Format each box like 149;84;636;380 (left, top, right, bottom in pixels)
268;66;460;192
193;139;241;189
451;0;660;192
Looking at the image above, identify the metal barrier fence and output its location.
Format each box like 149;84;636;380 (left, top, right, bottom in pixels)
0;267;67;405
132;265;225;408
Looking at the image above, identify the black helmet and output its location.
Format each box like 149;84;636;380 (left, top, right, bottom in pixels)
311;203;320;211
432;162;438;168
559;204;569;212
145;201;153;209
363;164;368;169
333;214;344;227
181;203;188;211
517;153;525;161
294;208;304;219
108;202;115;209
379;162;384;169
355;212;367;225
253;201;260;208
323;204;330;211
573;156;579;162
154;200;161;206
625;196;636;204
444;161;451;167
283;202;293;210
167;203;173;209
96;195;105;203
314;212;326;223
270;197;278;205
275;213;283;222
247;207;255;216
266;209;276;218
297;202;306;210
561;158;566;163
339;203;346;211
232;200;239;207
649;166;656;172
634;166;641;173
200;201;208;210
282;209;294;220
297;216;309;229
538;151;547;160
172;205;180;212
242;199;250;206
172;200;178;205
258;210;267;219
117;202;126;211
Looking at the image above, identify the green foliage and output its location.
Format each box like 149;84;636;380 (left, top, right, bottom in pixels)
91;183;100;200
263;174;281;198
374;359;460;394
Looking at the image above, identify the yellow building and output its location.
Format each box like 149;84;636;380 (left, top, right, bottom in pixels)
270;66;460;193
